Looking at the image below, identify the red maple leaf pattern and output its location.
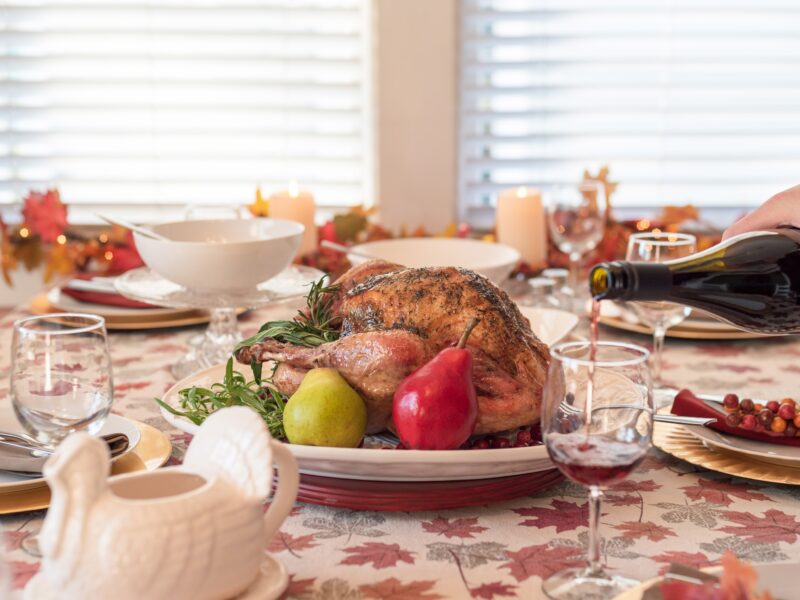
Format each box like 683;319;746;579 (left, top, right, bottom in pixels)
610;479;661;493
340;543;415;569
266;531;318;556
421;517;487;539
614;521;677;542
501;544;584;582
681;478;772;507
470;581;517;599
714;363;760;373
359;578;443;599
286;575;315;597
718;509;800;544
697;345;747;357
605;494;641;507
650;551;714;575
513;499;587;532
10;560;39;590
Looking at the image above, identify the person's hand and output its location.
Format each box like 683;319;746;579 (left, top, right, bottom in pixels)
723;185;800;239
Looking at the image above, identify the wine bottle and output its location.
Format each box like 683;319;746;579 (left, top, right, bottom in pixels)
590;229;800;334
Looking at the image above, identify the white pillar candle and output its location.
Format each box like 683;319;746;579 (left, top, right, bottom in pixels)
268;182;318;257
496;186;547;267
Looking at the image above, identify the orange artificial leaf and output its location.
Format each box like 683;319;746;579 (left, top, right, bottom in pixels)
247;187;270;217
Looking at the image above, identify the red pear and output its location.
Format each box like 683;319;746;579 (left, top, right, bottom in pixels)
392;318;480;450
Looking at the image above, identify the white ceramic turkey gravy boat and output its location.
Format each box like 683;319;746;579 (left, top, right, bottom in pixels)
26;406;299;600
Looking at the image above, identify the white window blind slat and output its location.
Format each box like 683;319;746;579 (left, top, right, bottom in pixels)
0;0;371;218
460;0;800;222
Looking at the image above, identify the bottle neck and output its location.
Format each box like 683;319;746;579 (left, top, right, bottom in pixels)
590;261;674;301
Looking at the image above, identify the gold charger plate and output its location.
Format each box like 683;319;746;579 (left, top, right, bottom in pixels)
0;421;173;514
653;421;800;485
599;314;773;341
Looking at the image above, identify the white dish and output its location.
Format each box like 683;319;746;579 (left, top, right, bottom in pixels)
0;402;141;491
47;287;192;319
348;238;520;283
614;562;796;600
680;417;800;466
134;218;303;293
160;363;552;482
518;306;579;346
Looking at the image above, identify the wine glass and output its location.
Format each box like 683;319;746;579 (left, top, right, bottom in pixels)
10;313;114;556
625;232;696;391
542;341;652;600
547;181;607;312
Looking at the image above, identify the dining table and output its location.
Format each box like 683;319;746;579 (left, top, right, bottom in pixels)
2;300;800;599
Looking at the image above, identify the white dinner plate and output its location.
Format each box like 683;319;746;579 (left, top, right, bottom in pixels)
160;361;553;482
679;417;800;467
614;562;796;600
0;402;142;492
47;286;189;319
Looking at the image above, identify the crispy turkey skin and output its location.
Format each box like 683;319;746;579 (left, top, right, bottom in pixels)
235;260;550;434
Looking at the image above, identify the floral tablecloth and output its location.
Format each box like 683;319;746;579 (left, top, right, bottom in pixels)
2;304;800;599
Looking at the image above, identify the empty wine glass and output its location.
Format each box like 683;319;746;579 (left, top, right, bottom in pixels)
10;313;114;556
625;232;696;391
542;341;652;600
547;181;607;312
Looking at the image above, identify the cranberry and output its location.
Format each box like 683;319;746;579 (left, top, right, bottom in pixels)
740;414;757;430
723;393;739;409
529;423;542;442
767;400;780;413
779;403;795;421
725;412;742;428
512;440;529;448
739;398;755;414
786;424;798;438
490;437;511;449
472;438;490;450
772;416;788;433
516;430;533;445
757;409;774;428
396;442;408;450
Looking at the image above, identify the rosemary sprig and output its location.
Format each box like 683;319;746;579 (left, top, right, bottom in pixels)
155;358;287;440
235;277;340;351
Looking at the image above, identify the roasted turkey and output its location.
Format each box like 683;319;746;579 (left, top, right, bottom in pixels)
235;260;550;434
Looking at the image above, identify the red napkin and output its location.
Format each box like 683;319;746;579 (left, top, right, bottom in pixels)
671;389;800;447
61;275;159;309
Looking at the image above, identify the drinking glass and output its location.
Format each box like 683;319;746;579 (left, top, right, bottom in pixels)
547;181;607;312
11;313;113;446
542;341;652;600
625;232;696;389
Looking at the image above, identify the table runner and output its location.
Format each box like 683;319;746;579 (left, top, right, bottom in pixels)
2;305;800;599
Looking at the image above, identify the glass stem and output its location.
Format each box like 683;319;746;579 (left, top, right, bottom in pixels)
652;324;666;387
200;308;241;367
568;252;582;312
587;485;603;575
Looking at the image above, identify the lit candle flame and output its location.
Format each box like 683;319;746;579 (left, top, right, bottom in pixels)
515;186;528;198
56;234;67;245
288;180;300;198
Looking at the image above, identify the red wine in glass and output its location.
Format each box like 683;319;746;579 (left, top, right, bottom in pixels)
547;435;646;487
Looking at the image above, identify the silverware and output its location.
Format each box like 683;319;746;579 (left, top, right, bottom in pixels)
0;432;129;476
320;240;378;261
63;276;118;294
96;213;169;242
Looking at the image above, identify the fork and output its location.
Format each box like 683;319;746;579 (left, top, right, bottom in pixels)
557;399;716;426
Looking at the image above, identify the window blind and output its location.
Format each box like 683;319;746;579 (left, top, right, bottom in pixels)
0;0;371;221
460;0;800;224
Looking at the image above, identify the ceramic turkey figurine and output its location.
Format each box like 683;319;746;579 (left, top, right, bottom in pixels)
26;406;299;600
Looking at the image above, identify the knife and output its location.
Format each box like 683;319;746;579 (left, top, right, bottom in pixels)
0;432;129;476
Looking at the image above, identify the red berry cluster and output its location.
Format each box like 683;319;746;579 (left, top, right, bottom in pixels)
723;393;800;437
468;424;543;450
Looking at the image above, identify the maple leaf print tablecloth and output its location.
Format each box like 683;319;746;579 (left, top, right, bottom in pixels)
3;304;800;599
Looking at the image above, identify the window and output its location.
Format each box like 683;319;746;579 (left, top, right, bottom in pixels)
460;0;800;225
0;0;371;221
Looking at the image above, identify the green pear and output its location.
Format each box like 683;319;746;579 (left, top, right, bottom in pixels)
283;368;367;448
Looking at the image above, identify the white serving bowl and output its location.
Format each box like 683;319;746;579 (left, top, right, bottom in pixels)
134;218;304;292
348;238;520;283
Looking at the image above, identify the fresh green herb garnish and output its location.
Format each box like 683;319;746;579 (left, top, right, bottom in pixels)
156;358;288;439
235;277;340;350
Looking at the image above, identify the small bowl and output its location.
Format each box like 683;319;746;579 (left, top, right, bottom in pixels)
348;238;520;283
134;218;304;292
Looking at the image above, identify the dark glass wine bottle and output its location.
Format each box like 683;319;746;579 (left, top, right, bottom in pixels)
590;229;800;334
